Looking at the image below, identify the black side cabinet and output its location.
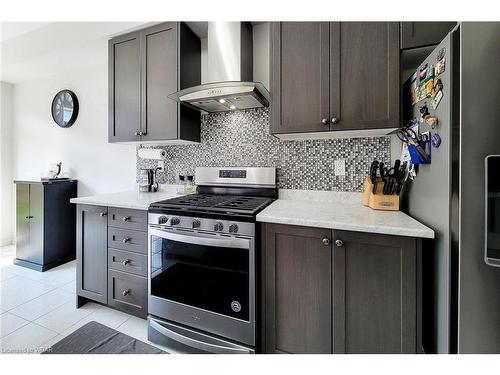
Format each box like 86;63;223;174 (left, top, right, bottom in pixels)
14;180;77;271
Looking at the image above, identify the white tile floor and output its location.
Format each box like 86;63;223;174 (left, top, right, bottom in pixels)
0;244;170;354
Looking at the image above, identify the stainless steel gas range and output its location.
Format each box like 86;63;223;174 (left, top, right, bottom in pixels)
147;167;276;353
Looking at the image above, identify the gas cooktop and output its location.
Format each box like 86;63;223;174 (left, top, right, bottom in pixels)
150;194;275;216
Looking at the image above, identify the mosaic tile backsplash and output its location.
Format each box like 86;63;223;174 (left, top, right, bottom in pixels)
136;108;391;192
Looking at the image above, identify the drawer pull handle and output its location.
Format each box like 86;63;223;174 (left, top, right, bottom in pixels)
122;289;130;296
122;216;131;222
122;238;131;243
100;212;107;217
122;259;131;266
25;215;34;219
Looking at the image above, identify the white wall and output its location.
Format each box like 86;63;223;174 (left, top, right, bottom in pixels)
11;40;137;198
1;82;14;245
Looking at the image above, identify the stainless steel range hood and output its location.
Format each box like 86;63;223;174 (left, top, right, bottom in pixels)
169;22;270;113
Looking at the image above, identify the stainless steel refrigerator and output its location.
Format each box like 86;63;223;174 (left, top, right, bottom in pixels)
402;22;500;354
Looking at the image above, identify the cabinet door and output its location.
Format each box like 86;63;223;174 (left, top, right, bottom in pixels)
332;230;418;353
401;22;457;50
141;22;179;142
263;223;332;353
28;183;44;264
15;183;31;262
334;22;399;131
109;31;142;143
270;22;330;134
76;205;108;304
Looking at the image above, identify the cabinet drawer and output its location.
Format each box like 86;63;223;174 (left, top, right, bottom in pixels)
108;228;147;254
108;207;147;232
108;270;147;318
108;248;148;277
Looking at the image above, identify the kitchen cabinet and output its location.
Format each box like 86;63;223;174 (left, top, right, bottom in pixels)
109;22;201;144
263;224;332;354
261;223;422;354
332;230;421;354
76;205;148;318
270;22;399;136
401;22;457;50
77;205;108;305
15;180;77;271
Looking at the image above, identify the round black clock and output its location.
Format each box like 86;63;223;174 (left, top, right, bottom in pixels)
51;90;79;128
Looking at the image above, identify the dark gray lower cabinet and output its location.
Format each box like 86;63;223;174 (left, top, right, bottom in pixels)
262;223;422;354
76;205;108;305
263;224;332;353
76;205;148;318
332;230;421;354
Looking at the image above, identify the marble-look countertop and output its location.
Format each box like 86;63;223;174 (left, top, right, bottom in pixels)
70;188;181;210
257;191;434;239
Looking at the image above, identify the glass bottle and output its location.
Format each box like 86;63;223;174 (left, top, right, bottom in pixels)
177;175;186;195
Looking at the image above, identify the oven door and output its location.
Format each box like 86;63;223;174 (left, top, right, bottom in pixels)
148;226;255;346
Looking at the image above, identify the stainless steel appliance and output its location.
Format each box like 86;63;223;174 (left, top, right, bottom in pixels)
402;23;500;353
169;22;270;113
147;167;276;353
138;168;158;192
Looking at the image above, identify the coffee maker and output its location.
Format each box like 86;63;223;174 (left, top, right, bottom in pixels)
138;168;159;192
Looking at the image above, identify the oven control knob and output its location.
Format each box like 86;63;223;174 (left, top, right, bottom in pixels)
192;219;201;229
214;221;224;231
170;217;180;225
228;224;239;233
158;215;168;225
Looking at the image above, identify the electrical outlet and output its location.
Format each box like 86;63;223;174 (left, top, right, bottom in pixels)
157;160;164;170
334;159;346;176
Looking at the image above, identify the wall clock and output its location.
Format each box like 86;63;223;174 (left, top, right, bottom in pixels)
51;89;79;128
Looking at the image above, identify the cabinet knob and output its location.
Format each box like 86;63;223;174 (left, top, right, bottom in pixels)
122;289;130;296
99;212;107;217
122;216;131;222
135;131;141;136
122;237;131;243
331;117;339;124
322;237;330;246
122;259;131;266
335;239;344;247
321;118;329;125
25;215;34;219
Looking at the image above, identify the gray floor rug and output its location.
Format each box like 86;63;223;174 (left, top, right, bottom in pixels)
42;321;165;354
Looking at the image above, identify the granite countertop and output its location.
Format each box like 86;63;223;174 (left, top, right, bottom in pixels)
70;189;181;210
256;190;434;239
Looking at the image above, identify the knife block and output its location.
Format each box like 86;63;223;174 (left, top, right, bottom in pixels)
362;176;400;211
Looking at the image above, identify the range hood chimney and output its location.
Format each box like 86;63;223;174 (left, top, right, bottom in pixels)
169;22;270;113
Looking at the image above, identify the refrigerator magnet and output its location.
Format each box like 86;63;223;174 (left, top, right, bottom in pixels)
431;133;442;148
424;115;439;129
437;48;445;62
435;57;446;76
433;90;443;109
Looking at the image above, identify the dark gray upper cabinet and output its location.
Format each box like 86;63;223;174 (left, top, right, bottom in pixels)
263;223;333;354
108;31;141;143
261;223;422;354
270;22;399;136
335;22;400;131
332;230;421;354
76;204;108;304
269;22;330;134
401;22;457;50
109;22;201;143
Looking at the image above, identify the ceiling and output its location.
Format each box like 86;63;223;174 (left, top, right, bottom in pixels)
0;22;151;83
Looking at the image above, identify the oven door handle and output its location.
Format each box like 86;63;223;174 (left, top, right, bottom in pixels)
149;319;252;354
149;228;250;249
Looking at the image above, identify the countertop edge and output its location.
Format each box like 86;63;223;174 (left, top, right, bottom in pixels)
256;215;435;239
